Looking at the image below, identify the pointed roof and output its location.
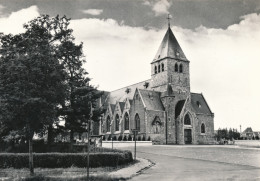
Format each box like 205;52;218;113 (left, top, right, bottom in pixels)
243;127;253;133
190;93;213;115
138;89;165;111
119;102;125;112
110;104;116;114
152;27;187;63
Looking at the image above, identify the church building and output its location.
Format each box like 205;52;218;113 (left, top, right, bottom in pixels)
98;25;215;144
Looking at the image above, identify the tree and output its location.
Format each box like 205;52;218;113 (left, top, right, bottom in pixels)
57;32;103;143
0;15;71;175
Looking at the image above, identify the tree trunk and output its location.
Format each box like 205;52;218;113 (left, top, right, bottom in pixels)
70;130;74;152
28;127;34;176
47;124;54;144
70;130;74;143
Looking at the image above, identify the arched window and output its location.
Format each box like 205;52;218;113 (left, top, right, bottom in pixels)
161;63;164;72
154;66;157;74
175;63;178;72
124;112;129;130
201;123;205;133
184;114;191;125
135;114;140;131
179;64;183;73
158;64;161;73
152;116;162;134
106;116;111;132
115;114;120;131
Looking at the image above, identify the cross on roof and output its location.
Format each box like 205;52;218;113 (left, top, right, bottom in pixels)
167;14;172;27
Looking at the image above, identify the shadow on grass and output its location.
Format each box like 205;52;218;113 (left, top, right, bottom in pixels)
21;175;126;181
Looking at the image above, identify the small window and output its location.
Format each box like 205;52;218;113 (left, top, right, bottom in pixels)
161;63;164;72
179;64;183;73
175;63;178;72
154;66;157;74
196;101;201;108
158;64;161;73
201;123;205;133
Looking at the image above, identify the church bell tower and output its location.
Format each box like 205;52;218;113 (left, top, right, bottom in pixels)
151;22;190;94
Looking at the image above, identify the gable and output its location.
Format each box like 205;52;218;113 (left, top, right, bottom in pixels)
243;127;253;133
191;93;213;115
138;89;164;111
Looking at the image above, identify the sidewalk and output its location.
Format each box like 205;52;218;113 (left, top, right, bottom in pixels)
108;158;154;179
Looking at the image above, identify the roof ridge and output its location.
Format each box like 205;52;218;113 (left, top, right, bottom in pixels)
110;79;151;92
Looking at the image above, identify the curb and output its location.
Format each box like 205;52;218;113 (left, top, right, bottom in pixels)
108;157;154;180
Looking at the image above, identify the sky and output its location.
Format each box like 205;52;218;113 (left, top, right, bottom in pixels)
0;0;260;132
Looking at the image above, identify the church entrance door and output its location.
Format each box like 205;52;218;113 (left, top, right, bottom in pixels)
184;129;192;144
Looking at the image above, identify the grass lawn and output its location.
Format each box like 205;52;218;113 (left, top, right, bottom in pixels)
0;160;139;181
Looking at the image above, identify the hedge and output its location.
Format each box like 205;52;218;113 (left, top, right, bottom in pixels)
0;151;133;168
0;142;123;153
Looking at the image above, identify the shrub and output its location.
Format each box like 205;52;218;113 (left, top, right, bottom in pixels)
0;151;133;168
118;135;122;141
107;135;112;141
123;136;127;141
128;135;132;141
147;136;151;141
138;136;141;141
112;136;117;141
142;135;146;141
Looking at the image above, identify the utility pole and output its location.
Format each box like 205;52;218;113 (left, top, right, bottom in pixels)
112;132;114;149
131;129;138;161
87;101;93;181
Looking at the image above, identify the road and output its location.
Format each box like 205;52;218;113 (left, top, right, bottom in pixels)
122;145;260;181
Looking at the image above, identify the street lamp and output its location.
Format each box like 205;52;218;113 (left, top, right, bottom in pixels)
131;129;139;161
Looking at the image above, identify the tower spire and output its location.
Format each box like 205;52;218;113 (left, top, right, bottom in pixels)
167;14;171;27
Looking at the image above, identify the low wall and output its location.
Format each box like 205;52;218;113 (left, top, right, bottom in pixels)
235;140;260;148
102;141;152;148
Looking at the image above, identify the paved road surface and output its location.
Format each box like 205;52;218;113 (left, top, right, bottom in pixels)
122;145;260;181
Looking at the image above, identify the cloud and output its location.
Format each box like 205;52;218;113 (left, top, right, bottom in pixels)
69;13;260;130
152;0;171;16
1;6;259;130
143;0;171;16
142;0;151;6
82;9;103;16
0;4;5;17
0;5;39;34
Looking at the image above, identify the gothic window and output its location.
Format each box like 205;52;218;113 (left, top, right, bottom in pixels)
106;116;111;132
184;114;191;125
201;123;205;133
135;114;140;131
152;116;162;134
124;112;129;130
161;63;164;72
154;66;157;74
179;64;183;73
115;114;120;131
158;64;161;73
175;63;178;72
